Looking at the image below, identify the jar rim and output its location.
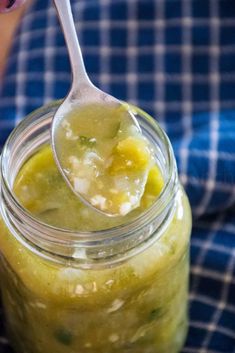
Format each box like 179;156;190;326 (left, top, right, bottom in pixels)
0;101;179;266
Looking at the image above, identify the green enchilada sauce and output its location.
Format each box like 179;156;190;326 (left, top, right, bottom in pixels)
0;145;191;353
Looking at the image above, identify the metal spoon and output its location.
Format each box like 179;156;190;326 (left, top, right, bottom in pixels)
51;0;143;217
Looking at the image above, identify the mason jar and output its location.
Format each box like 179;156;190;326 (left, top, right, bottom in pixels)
0;101;192;353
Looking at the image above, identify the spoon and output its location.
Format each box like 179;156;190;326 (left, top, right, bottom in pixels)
51;0;151;217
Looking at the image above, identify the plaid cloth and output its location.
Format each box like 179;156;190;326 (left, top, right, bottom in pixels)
0;0;235;352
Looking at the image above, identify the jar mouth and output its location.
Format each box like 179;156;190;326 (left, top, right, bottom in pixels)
0;101;178;265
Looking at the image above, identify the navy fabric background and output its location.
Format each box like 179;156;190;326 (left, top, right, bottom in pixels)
0;0;235;352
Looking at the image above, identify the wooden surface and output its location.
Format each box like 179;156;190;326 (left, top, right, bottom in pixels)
0;2;29;79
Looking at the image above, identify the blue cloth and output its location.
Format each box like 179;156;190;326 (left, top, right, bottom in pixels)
0;0;235;352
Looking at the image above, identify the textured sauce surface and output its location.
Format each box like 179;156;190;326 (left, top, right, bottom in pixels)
13;145;163;231
55;104;157;216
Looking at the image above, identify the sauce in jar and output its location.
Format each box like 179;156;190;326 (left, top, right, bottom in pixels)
0;102;192;353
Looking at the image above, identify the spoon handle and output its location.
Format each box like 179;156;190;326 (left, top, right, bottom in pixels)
53;0;90;89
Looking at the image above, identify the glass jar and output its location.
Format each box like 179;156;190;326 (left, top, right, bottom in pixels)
0;101;191;353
